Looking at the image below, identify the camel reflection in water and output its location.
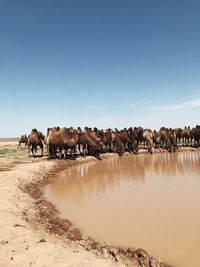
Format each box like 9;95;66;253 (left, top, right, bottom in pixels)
45;152;200;204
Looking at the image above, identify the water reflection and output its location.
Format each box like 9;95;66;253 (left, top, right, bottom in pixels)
44;152;200;267
46;152;200;204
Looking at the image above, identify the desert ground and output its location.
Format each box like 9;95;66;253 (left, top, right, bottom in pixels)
0;140;178;267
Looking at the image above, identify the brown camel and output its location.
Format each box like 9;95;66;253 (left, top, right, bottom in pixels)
111;129;124;156
28;129;44;157
174;128;183;146
101;128;113;152
153;129;172;151
77;128;102;157
46;127;79;159
191;125;200;147
143;129;154;153
18;134;28;149
182;126;192;146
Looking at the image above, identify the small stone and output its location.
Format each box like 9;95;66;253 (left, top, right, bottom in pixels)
77;240;85;246
0;240;9;245
93;249;101;256
157;258;162;264
115;254;121;262
38;238;46;243
150;259;158;267
102;248;109;258
110;248;118;257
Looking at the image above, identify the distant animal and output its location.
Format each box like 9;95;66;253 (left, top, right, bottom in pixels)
18;134;28;148
28;129;44;157
111;129;125;156
191;125;200;147
182;126;192;146
45;127;79;159
153;128;173;151
132;127;153;153
132;126;144;149
174;128;182;146
101;128;113;152
77;127;103;157
167;128;177;151
143;129;154;153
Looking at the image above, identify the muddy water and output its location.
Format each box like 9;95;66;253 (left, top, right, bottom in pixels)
44;152;200;267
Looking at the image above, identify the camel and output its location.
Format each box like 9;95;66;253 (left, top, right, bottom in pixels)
143;129;154;153
18;134;28;149
131;127;153;153
191;125;200;147
153;129;172;151
111;129;124;156
117;128;137;153
101;129;113;152
167;128;177;151
132;127;144;148
182;126;192;146
28;129;44;157
174;128;182;146
46;127;79;159
77;128;103;157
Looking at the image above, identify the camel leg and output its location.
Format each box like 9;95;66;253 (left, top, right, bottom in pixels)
33;146;36;157
40;145;43;157
31;146;34;157
47;145;50;159
64;147;68;159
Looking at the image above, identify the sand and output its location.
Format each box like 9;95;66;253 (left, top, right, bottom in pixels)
0;142;131;267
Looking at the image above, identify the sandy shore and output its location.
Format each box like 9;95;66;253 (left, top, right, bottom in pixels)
0;141;188;267
0;142;132;267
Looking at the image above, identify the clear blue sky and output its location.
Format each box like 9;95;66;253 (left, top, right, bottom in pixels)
1;0;200;137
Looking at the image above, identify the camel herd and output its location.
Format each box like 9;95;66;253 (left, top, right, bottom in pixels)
18;125;200;159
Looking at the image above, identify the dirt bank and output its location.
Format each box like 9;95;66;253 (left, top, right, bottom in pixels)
1;142;194;266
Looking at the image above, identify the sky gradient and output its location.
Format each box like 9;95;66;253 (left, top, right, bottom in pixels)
1;0;200;137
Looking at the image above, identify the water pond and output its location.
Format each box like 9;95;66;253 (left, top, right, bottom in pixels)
44;152;200;267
